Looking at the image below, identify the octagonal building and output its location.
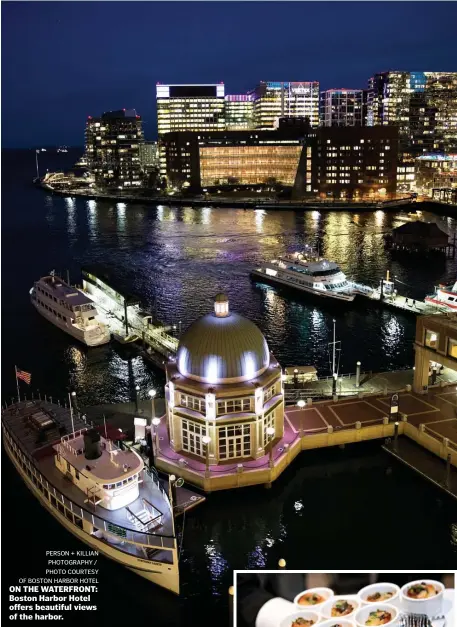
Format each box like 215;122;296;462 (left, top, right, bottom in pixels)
164;294;284;463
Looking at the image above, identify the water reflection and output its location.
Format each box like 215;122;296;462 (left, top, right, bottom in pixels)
65;197;76;237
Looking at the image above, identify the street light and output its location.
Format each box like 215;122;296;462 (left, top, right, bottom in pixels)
68;390;77;434
266;426;275;468
135;384;140;413
297;399;305;437
202;435;211;477
151;417;161;455
148;388;156;423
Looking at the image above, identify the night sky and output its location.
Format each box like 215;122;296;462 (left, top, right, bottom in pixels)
2;1;457;148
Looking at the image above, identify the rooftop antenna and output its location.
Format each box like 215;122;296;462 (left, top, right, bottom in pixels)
35;149;40;179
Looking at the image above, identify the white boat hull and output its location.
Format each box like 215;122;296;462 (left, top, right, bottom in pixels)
251;269;355;302
3;438;179;595
32;300;110;347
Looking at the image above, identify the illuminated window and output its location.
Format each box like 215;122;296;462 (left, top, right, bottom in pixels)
181;419;207;457
218;424;251;459
217;398;251;415
262;410;276;448
448;339;457;359
180;394;206;413
425;329;438;349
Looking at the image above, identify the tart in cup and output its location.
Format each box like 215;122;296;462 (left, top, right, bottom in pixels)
321;596;360;620
294;588;335;609
400;579;444;618
354;603;399;627
357;583;400;608
280;609;321;627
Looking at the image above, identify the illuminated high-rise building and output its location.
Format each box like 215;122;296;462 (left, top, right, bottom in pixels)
85;109;144;190
319;89;365;127
251;81;320;129
156;83;226;176
224;94;254;130
367;71;457;157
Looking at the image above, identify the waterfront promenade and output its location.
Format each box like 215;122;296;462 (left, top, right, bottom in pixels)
81;384;457;495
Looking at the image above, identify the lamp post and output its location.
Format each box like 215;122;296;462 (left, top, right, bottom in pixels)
297;399;305;437
266;427;275;468
152;417;161;455
68;391;76;435
148;388;156;423
135;384;140;413
202;435;211;478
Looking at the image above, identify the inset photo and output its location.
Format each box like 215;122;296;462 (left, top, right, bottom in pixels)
234;572;455;627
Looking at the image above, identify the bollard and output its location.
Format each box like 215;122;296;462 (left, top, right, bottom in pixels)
306;397;313;407
356;361;361;388
236;464;243;474
394;422;399;449
402;413;408;422
229;586;234;626
383;416;389;425
355;421;361;430
327;425;334;434
278;559;286;569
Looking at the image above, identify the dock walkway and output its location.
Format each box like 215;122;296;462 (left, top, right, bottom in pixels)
383;437;457;499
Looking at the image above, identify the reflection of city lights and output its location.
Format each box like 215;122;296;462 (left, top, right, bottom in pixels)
255;209;266;232
88;200;96;211
157;205;164;221
311;211;320;220
117;202;126;212
65;197;76;235
294;500;304;511
375;210;385;226
204;541;229;581
202;207;211;225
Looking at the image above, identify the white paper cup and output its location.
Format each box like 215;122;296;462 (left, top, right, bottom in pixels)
294;588;335;609
321;596;360;620
400;579;444;618
279;609;321;627
357;583;400;608
354;603;399;627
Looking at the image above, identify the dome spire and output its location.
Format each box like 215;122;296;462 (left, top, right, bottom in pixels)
214;293;229;318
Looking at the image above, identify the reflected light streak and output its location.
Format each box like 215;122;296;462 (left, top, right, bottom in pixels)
255;209;266;233
375;210;385;226
65;197;76;236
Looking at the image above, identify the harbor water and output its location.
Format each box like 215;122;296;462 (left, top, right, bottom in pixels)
2;149;457;625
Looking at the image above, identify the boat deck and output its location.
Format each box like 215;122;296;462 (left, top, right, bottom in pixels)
2;401;176;557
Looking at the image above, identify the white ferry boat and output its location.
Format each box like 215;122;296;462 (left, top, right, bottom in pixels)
2;400;179;594
31;274;111;346
425;281;457;311
251;252;356;302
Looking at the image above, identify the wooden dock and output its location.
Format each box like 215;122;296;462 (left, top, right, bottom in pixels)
382;437;457;499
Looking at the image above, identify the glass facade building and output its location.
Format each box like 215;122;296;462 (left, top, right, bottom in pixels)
85;109;144;190
224;94;254;130
367;71;457;158
320;89;365;127
156;84;226;176
251;81;320;129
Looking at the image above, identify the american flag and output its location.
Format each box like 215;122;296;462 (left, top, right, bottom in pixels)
16;368;32;385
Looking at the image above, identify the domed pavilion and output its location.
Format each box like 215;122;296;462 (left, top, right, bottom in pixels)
164;294;284;464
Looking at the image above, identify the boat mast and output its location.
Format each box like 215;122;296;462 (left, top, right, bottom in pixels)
35;150;40;179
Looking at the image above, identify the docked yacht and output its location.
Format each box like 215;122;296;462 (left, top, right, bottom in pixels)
31;274;111;346
2;400;179;593
251;252;356;302
425;281;457;311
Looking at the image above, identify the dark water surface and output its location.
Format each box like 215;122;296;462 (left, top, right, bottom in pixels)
2;150;456;625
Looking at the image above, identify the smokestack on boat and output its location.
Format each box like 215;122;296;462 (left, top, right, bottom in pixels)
84;429;102;460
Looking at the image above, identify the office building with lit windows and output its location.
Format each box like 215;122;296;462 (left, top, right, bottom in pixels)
251;81;320;129
139;141;159;171
156;83;226;176
367;71;457;157
85;109;144;190
319;89;365;127
224;94;254;130
162;119;315;192
415;153;457;196
163;294;284;466
316;125;399;199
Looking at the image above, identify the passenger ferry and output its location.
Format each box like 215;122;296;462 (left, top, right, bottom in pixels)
251;252;356;302
31;274;111;346
2;400;179;593
425;280;457;311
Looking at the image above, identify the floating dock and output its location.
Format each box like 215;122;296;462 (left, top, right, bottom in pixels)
80;266;178;366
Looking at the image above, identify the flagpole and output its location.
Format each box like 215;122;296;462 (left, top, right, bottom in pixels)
68;392;75;435
14;365;21;403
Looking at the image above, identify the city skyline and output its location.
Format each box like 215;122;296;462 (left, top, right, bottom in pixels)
2;1;457;147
